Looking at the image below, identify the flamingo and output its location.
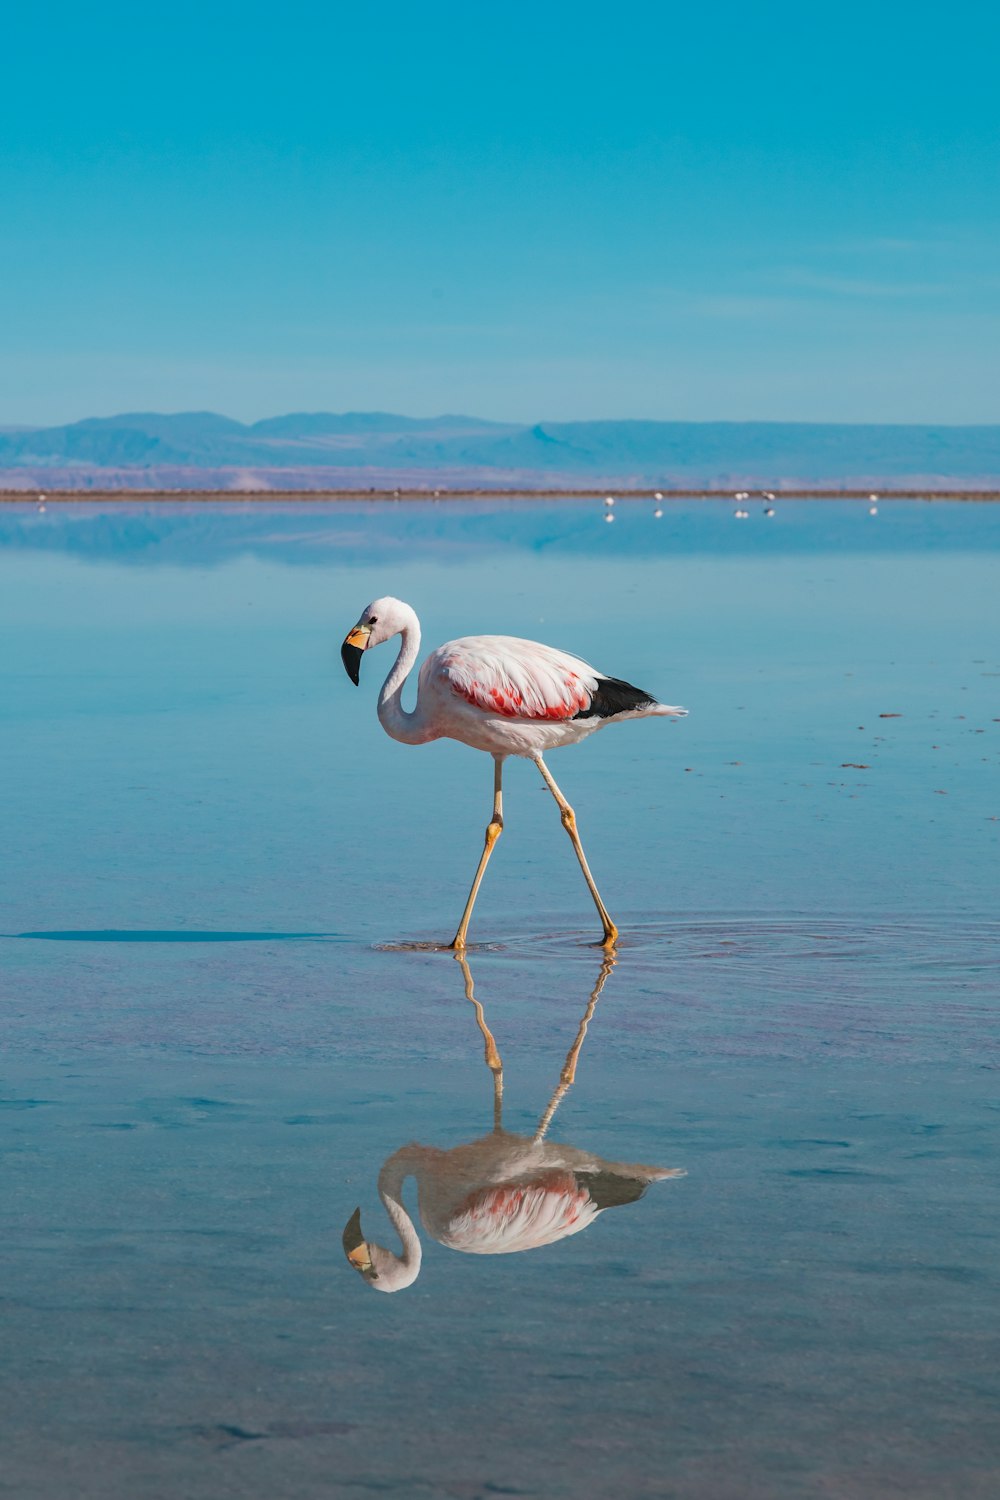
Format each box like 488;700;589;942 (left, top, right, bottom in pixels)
342;956;685;1293
341;597;686;949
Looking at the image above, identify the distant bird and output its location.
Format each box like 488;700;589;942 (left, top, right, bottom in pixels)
341;597;686;949
342;955;685;1292
604;495;615;507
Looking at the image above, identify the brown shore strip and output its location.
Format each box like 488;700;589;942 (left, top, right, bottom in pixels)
3;487;1000;503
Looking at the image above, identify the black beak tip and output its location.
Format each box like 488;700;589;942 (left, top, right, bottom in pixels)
342;1207;364;1256
341;642;363;686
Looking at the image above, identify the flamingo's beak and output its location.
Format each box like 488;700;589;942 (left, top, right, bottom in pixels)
341;625;372;685
342;1207;378;1279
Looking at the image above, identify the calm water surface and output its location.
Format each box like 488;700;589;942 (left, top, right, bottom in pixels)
1;499;999;1498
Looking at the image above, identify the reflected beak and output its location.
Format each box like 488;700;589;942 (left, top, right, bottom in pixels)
342;1207;376;1277
341;624;372;685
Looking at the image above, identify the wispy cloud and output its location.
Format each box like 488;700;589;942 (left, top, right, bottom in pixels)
812;235;948;256
649;274;951;323
777;269;952;299
809;232;972;257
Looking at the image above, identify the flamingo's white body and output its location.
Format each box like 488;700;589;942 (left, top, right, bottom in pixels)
343;956;685;1293
341;597;686;947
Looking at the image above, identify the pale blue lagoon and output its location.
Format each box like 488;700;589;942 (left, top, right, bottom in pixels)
1;499;999;1499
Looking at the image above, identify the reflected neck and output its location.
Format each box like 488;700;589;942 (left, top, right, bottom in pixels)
377;1148;423;1271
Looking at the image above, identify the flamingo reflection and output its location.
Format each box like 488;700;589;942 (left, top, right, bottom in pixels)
343;957;685;1293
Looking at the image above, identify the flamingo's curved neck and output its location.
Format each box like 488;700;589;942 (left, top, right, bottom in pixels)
377;613;430;745
377;1148;423;1272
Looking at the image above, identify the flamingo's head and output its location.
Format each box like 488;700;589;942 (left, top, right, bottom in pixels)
341;597;413;685
342;1206;422;1293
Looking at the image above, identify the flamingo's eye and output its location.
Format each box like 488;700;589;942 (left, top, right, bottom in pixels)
368;616;378;625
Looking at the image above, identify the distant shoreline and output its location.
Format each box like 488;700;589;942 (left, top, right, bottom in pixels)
3;487;1000;503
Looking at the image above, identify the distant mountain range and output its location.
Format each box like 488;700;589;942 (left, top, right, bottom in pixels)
2;411;1000;490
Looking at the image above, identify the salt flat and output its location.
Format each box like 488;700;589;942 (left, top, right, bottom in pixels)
1;498;998;1498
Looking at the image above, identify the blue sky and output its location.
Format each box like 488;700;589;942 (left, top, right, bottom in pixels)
3;0;999;425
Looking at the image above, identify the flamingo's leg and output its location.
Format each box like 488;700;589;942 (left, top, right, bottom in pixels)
533;755;618;949
449;756;504;951
454;952;504;1131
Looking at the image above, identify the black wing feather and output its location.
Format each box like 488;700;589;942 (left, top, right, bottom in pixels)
576;1170;651;1210
574;675;657;720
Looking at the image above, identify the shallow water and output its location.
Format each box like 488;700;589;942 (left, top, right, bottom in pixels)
2;499;999;1498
